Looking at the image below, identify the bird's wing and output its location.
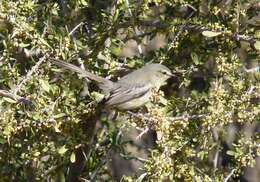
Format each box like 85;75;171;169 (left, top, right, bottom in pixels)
105;83;151;107
51;59;114;91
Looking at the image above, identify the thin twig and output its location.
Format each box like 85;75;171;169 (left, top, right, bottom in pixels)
116;123;128;142
176;140;189;151
89;150;110;182
213;146;220;169
120;153;148;163
168;5;196;52
69;22;84;36
136;126;150;140
12;56;47;95
127;111;207;122
43;164;63;177
167;114;207;122
236;0;241;33
224;169;236;182
127;111;156;122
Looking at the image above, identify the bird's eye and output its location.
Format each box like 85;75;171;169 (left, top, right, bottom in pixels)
161;70;168;75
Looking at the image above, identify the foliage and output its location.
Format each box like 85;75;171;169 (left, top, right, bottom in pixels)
0;0;259;181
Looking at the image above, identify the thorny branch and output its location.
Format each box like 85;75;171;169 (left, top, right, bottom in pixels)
12;56;47;95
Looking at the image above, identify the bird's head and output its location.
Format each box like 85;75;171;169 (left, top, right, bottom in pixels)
143;64;173;88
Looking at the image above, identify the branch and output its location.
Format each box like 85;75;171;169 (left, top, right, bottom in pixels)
167;114;207;122
224;169;236;182
12;56;47;95
89;153;109;182
0;89;31;104
69;22;84;36
119;19;259;50
127;111;207;123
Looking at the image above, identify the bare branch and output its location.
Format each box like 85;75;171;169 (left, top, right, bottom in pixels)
224;169;236;182
69;22;84;36
12;56;47;95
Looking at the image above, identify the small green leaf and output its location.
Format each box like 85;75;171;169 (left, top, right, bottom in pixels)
39;37;52;49
70;152;76;163
19;43;30;48
34;151;41;157
80;0;88;6
3;125;13;136
226;150;235;156
39;79;50;93
137;173;147;182
97;52;108;61
53;113;66;119
91;91;105;102
58;145;68;155
254;40;260;51
158;95;168;106
0;137;6;144
191;52;200;65
110;46;121;57
202;31;222;37
3;97;17;103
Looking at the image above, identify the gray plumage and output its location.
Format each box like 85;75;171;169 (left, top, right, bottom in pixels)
51;59;172;110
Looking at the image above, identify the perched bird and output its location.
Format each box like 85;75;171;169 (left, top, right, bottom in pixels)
51;59;173;110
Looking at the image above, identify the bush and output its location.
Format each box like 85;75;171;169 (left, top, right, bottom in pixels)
0;0;259;181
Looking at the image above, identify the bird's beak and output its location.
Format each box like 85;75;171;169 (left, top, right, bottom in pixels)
168;72;174;77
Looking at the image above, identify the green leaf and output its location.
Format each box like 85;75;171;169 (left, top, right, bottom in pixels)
158;95;168;106
0;137;6;144
202;31;222;37
3;125;13;136
191;52;200;65
97;52;108;61
39;79;50;93
58;145;68;155
110;46;121;57
19;43;30;48
70;152;76;163
80;0;88;6
254;40;260;51
3;97;17;103
91;91;105;102
226;150;235;156
53;113;66;119
39;37;52;49
136;173;147;182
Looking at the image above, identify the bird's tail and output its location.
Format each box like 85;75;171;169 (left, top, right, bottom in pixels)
50;59;113;87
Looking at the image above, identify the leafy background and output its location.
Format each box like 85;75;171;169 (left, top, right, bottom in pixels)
0;0;259;181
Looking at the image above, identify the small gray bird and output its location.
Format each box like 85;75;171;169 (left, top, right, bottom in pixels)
52;59;173;110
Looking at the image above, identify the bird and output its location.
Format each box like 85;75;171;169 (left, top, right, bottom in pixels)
51;59;173;110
